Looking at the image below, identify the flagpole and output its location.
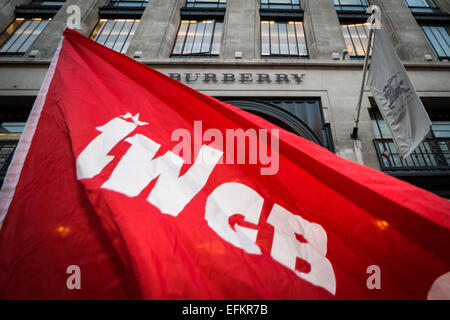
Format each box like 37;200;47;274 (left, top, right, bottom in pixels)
350;6;379;139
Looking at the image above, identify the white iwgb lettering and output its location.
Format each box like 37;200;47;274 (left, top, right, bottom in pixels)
76;114;336;295
102;133;222;216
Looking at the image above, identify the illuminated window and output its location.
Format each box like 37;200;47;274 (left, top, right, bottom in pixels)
260;21;307;58
341;22;371;59
0;18;50;55
172;19;223;57
91;19;139;53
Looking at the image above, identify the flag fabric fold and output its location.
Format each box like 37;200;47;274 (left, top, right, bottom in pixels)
0;29;449;300
367;28;432;159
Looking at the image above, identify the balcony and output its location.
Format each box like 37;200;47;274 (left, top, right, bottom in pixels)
0;141;17;188
374;138;450;197
374;138;450;172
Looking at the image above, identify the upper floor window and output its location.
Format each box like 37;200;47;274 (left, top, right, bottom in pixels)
334;0;369;12
261;20;307;58
91;19;139;53
341;22;371;59
185;0;226;9
0;0;66;55
172;19;223;57
421;25;450;60
109;0;149;7
405;0;440;14
29;1;66;5
0;18;50;55
260;0;301;10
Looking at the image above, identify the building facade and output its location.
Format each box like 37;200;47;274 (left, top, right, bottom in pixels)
0;0;449;197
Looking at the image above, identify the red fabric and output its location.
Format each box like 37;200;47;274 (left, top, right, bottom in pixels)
0;29;449;299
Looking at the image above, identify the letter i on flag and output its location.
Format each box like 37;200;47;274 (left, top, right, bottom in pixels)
367;13;432;159
0;28;449;300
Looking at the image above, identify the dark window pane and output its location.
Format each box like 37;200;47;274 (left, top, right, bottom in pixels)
260;0;301;10
421;25;450;59
186;0;227;9
110;0;149;8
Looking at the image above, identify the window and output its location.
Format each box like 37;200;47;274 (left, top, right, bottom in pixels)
260;0;301;10
0;122;24;179
259;0;306;58
0;18;50;55
185;0;226;9
370;107;450;172
29;1;66;5
0;122;26;133
0;98;32;188
334;0;369;12
91;19;139;53
341;22;371;59
219;98;334;152
109;0;149;7
0;141;18;185
405;0;440;14
172;19;223;57
421;25;450;60
261;21;307;58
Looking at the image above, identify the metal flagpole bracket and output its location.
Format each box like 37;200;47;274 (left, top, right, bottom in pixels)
350;5;381;139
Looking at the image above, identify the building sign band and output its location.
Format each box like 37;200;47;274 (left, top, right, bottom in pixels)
167;72;306;84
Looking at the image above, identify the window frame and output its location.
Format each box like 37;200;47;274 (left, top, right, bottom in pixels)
260;20;308;59
420;24;450;60
90;18;140;54
171;19;224;58
341;22;372;60
369;106;450;173
185;0;227;9
0;18;51;56
405;0;441;14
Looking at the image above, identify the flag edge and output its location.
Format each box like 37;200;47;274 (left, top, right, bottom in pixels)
0;37;65;230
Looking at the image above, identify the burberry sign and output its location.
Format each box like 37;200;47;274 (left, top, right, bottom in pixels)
167;72;306;84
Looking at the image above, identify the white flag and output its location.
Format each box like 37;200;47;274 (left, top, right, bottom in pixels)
367;28;432;159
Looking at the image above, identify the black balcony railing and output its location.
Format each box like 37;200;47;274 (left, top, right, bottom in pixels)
374;138;450;172
0;141;17;188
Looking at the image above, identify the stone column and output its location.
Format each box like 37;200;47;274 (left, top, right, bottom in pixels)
0;0;29;33
302;0;347;60
29;0;109;59
371;0;437;62
126;0;184;59
221;0;258;60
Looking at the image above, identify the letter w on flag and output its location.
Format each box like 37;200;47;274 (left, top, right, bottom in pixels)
0;29;449;299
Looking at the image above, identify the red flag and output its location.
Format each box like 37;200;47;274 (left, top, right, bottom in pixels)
0;29;449;299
